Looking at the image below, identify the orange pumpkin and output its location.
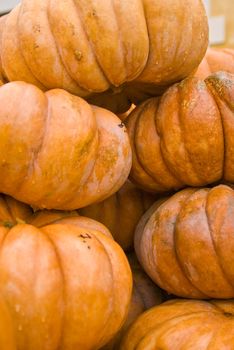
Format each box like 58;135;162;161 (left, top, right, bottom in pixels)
0;0;208;113
126;71;234;193
102;253;163;350
196;47;234;79
0;81;131;210
120;299;234;349
135;184;234;299
0;193;132;350
79;181;156;251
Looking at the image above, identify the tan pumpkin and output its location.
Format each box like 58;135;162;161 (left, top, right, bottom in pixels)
120;299;234;349
126;71;234;193
0;81;131;210
0;0;208;113
0;193;132;350
196;47;234;79
102;253;163;350
135;184;234;299
79;181;155;251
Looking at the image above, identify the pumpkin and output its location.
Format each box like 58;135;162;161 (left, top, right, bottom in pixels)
196;47;234;79
120;299;234;349
0;0;208;113
135;184;234;299
102;253;163;350
79;181;156;251
0;81;131;210
126;71;234;193
0;193;132;350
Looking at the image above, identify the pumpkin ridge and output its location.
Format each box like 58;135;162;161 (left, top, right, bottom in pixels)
28;92;49;181
72;0;111;88
155;93;185;188
134;101;167;189
174;190;210;298
205;190;234;293
205;78;226;181
177;81;207;184
14;6;47;90
88;231;116;348
46;0;86;92
139;0;150;77
110;0;127;84
40;225;67;348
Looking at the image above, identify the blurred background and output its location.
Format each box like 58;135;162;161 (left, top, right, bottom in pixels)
0;0;233;47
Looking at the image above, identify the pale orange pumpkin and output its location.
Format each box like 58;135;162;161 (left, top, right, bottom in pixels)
126;71;234;193
0;0;208;113
0;193;132;350
0;81;132;210
102;253;163;350
79;181;156;251
120;299;234;349
135;185;234;299
196;47;234;79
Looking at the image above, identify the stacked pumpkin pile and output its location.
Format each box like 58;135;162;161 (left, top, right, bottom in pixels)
1;0;234;349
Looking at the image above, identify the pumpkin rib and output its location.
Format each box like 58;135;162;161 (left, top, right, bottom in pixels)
168;1;195;80
110;0;127;85
16;5;53;91
25;92;49;186
172;193;210;298
47;0;87;93
205;78;226;180
205;196;234;292
46;0;88;94
88;231;116;348
32;225;65;347
132;102;167;191
71;0;110;90
135;99;181;190
155;101;184;190
176;87;203;184
13;6;47;90
135;105;166;188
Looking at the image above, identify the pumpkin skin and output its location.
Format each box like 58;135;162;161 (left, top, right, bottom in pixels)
102;253;163;350
135;184;234;299
0;81;131;210
120;299;234;350
126;71;234;193
0;0;208;113
79;181;155;251
0;193;132;350
196;47;234;79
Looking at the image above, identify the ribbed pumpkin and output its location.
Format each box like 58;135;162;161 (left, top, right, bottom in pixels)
126;71;234;193
196;47;234;79
0;193;132;350
79;181;155;251
0;0;208;113
102;253;163;350
135;184;234;299
120;299;234;349
0;81;131;210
